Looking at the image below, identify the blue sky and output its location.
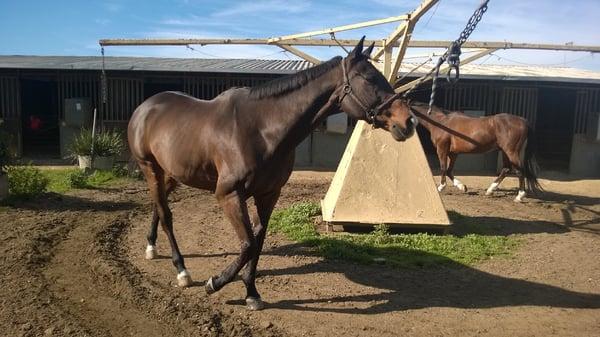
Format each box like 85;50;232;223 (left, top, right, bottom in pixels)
1;0;599;71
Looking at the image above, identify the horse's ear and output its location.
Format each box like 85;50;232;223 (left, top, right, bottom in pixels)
350;36;366;59
362;41;375;58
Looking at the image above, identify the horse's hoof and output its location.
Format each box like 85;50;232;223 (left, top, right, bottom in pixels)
453;179;467;192
177;270;193;288
205;276;217;295
486;182;499;196
437;183;447;192
145;245;157;260
514;190;526;203
246;297;265;311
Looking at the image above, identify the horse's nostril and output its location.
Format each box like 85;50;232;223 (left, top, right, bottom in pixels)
405;117;413;130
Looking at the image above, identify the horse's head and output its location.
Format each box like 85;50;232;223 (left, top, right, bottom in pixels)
338;37;417;141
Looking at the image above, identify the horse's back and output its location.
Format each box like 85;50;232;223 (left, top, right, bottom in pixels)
487;113;529;137
128;90;243;159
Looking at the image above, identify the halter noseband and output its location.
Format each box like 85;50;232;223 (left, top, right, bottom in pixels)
338;57;406;128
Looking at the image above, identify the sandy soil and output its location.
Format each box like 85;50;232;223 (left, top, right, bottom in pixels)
1;172;599;337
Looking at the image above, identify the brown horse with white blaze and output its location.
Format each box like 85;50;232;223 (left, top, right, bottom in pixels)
408;101;542;202
127;38;416;310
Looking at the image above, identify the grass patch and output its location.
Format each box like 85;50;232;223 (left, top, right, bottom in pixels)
268;202;517;268
42;168;131;193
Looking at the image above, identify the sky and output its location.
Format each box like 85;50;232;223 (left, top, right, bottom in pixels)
0;0;599;71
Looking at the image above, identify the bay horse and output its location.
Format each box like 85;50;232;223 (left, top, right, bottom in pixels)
408;101;542;202
128;38;416;310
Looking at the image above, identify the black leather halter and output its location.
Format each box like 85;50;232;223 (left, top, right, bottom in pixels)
338;57;405;128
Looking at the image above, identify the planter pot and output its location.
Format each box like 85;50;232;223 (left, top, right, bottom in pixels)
78;155;92;170
0;174;8;201
93;156;115;170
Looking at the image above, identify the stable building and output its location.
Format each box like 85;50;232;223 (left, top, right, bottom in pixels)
0;55;598;176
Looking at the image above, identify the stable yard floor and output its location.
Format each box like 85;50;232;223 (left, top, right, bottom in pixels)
1;172;599;336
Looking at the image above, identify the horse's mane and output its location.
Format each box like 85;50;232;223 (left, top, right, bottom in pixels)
411;100;450;114
249;56;342;99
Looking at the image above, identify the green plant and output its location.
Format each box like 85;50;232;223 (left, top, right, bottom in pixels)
67;170;88;188
94;129;125;157
6;165;49;199
268;201;517;268
68;128;94;158
68;128;125;158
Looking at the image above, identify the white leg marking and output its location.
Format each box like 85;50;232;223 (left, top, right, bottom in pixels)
177;269;193;287
453;178;467;192
485;182;499;196
514;190;526;202
437;183;447;192
145;245;157;260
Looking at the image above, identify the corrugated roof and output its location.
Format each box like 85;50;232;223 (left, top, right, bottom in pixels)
0;55;313;74
397;63;600;84
0;55;599;84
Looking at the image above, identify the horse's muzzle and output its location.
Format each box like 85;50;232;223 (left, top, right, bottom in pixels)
391;116;417;142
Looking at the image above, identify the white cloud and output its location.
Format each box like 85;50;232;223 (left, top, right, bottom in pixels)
212;0;310;17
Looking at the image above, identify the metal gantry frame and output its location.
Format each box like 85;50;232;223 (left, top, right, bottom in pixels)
99;0;600;94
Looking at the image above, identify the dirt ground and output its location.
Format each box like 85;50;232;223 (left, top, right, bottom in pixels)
1;171;599;337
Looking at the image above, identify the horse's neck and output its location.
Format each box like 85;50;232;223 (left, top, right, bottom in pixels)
416;107;446;131
253;68;341;151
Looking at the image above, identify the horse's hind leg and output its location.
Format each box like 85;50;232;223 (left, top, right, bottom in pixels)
206;188;256;298
486;152;510;196
241;190;281;310
139;162;191;287
145;177;178;260
505;150;526;202
446;153;467;192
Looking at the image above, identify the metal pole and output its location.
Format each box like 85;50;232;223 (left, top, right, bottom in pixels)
91;107;97;166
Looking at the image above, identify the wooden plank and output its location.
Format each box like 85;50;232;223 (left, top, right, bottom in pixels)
387;19;416;82
267;15;408;43
99;38;600;53
276;44;321;64
395;48;497;93
373;0;439;61
382;40;392;79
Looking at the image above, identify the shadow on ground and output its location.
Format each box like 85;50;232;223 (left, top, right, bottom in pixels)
246;241;600;314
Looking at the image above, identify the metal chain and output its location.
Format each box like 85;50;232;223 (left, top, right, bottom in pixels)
101;47;107;104
403;0;489;114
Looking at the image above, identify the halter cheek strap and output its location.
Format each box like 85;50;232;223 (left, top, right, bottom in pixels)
338;58;380;127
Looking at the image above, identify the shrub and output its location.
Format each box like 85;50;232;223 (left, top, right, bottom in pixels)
112;162;143;180
67;170;88;188
68;128;125;158
68;128;94;158
7;165;49;198
95;130;125;157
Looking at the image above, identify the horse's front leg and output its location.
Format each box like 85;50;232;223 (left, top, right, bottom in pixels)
206;188;257;298
436;149;449;192
446;153;467;192
240;190;281;310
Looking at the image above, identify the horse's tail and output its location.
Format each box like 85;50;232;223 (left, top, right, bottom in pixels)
522;125;543;195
